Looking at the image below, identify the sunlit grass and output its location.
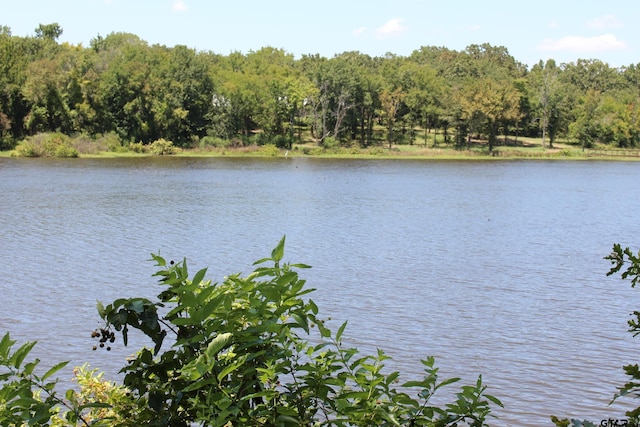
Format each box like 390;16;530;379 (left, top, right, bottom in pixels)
3;130;640;161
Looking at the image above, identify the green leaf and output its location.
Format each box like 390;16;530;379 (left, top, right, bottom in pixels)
315;318;331;338
0;333;15;358
96;300;106;318
307;299;319;315
436;377;461;390
290;312;309;334
216;354;248;382
206;333;232;360
276;271;296;287
23;359;39;375
289;263;311;269
149;253;166;266
125;299;146;313
42;361;69;381
271;235;286;262
276;415;302;424
485;393;504;407
78;402;112;410
192;267;207;287
336;321;348;342
10;340;37;369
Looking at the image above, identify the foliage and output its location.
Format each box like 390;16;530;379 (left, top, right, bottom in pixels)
129;141;147;153
50;365;139;426
0;239;503;425
90;237;503;426
12;132;78;157
148;138;178;155
3;23;640;150
199;135;232;149
257;143;280;157
0;333;86;426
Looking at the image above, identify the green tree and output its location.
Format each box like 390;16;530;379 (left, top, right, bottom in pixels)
380;87;405;148
402;61;447;147
22;58;72;133
457;77;521;151
596;94;637;147
35;23;63;41
147;44;213;146
569;90;601;149
94;34;154;143
529;60;562;148
562;59;623;94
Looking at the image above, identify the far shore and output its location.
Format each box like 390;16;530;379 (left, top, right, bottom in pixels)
3;134;640;161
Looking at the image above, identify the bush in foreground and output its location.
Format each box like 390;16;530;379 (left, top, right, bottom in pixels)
0;238;502;426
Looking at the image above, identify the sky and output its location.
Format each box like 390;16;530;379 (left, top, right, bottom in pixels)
3;0;640;68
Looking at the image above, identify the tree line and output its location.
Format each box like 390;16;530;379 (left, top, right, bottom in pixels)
2;22;640;151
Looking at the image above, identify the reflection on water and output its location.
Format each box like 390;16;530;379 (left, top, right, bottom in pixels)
2;157;640;426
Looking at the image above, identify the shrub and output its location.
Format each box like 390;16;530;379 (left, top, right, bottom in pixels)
148;138;179;155
368;146;386;156
0;239;503;426
272;134;292;149
252;132;270;146
54;143;79;158
12;133;78;158
100;132;125;152
92;237;502;426
69;134;106;155
199;135;230;149
128;141;146;154
50;365;139;426
12;140;39;157
129;142;147;154
258;143;280;157
321;136;340;150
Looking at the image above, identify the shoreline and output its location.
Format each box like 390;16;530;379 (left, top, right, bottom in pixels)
3;148;639;161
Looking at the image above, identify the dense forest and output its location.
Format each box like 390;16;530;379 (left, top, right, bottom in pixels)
2;22;640;152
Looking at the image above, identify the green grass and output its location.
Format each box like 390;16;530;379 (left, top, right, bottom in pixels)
3;131;640;161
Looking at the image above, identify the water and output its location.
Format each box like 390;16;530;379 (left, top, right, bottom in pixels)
1;156;640;425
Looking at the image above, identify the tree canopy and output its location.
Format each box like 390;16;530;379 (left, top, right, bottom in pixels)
2;24;640;150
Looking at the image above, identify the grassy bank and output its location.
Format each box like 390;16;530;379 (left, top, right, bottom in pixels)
2;132;640;160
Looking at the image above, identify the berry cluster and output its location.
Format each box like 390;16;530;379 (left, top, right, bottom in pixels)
91;327;115;351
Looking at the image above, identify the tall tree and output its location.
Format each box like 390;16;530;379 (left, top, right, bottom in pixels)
529;60;563;148
34;23;63;41
569;89;602;149
458;77;521;151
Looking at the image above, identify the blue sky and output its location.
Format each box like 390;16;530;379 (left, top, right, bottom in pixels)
3;0;639;68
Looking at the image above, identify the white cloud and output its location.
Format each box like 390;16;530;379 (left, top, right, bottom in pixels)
352;27;367;37
537;34;626;52
547;20;559;29
468;24;481;32
586;14;622;30
172;1;187;12
375;18;407;39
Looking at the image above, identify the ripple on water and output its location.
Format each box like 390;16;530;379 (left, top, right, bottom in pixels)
2;158;640;425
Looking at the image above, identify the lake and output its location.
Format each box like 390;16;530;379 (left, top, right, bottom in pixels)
1;156;640;426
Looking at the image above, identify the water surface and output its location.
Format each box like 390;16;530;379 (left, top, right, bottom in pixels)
1;157;640;426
